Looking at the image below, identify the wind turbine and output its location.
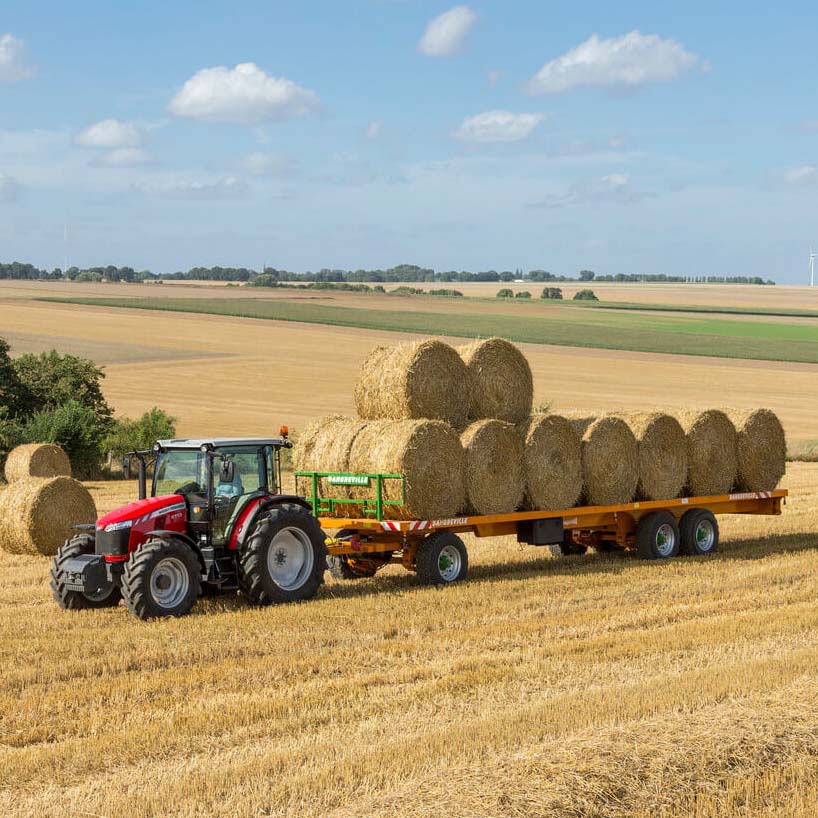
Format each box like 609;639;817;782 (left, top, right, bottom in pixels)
811;246;816;287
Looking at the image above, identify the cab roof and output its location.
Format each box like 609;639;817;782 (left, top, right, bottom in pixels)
156;438;286;450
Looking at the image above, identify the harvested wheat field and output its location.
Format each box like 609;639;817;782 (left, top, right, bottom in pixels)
0;464;817;817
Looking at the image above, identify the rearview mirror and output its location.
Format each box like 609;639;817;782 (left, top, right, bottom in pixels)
219;459;235;484
123;457;131;480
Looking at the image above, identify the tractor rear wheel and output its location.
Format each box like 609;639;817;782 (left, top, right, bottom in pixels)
121;538;201;620
51;535;120;610
416;532;469;586
238;504;327;605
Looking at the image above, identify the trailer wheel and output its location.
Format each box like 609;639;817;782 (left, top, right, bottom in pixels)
680;509;719;556
121;538;201;620
548;531;588;557
416;532;468;585
239;503;327;605
51;535;121;610
327;529;378;580
636;512;680;560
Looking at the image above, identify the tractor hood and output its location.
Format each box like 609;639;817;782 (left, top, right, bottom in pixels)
96;495;187;531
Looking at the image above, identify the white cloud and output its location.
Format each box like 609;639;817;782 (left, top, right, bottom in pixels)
366;120;383;139
93;147;153;168
454;110;546;143
527;30;699;95
168;63;320;124
0;172;22;201
76;119;145;149
785;165;818;185
417;6;477;57
527;173;652;209
241;151;299;177
135;176;247;199
0;33;34;83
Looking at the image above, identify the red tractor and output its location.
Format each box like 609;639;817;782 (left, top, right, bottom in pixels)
50;433;327;620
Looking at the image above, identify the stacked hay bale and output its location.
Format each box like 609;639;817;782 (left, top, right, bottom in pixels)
0;444;97;556
620;412;687;501
677;410;738;496
726;409;787;492
460;419;524;515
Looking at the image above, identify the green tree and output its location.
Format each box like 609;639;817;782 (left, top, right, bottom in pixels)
573;289;599;301
496;288;514;298
0;338;28;417
515;290;532;299
540;287;563;300
579;270;596;281
13;350;113;426
103;408;177;459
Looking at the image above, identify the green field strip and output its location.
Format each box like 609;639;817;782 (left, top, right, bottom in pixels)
37;296;818;364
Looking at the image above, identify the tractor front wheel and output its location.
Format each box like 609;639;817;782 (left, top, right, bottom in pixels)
121;538;201;620
238;504;327;605
51;535;120;610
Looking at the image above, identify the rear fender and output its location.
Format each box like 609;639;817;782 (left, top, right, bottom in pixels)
148;530;206;574
229;495;315;551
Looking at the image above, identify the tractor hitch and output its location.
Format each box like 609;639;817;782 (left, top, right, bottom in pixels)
61;554;110;594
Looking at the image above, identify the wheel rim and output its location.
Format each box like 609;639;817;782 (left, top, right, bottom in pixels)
695;520;716;552
150;557;190;609
267;527;315;591
438;544;462;582
655;523;676;558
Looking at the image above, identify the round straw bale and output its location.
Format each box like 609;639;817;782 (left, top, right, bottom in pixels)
458;338;533;424
677;410;737;496
519;414;582;511
348;420;465;520
460;419;524;515
619;412;687;501
4;443;71;482
0;476;97;556
726;408;786;491
353;340;469;427
567;415;639;506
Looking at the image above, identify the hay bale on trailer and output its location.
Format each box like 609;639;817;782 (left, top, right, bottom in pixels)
567;415;639;506
677;410;737;496
458;338;533;424
519;414;582;511
5;444;71;482
353;340;470;428
726;408;786;491
620;412;687;501
0;476;97;556
347;419;466;520
460;419;524;515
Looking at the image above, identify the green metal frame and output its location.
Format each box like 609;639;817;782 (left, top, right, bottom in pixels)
294;471;406;521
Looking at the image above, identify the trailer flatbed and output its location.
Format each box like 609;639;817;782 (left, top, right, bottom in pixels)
295;470;788;585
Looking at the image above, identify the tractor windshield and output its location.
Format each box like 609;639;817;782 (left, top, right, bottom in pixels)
153;450;207;496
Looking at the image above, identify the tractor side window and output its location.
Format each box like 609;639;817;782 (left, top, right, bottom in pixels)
213;447;263;498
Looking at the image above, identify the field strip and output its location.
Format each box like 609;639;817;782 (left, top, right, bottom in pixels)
38;295;818;364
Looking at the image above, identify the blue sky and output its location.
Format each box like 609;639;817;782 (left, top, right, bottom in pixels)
1;1;817;281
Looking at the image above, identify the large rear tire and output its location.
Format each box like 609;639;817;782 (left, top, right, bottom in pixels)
51;535;121;610
238;504;327;605
121;538;201;620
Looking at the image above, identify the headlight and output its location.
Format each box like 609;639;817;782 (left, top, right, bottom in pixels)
104;520;133;533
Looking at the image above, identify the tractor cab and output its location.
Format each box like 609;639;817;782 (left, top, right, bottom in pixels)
51;429;329;620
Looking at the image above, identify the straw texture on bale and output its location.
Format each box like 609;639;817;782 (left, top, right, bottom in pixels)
0;477;97;556
677;410;737;496
293;416;368;500
726;408;786;491
519;414;582;511
459;338;533;424
4;443;71;482
620;412;688;501
346;419;465;520
568;415;639;506
460;419;524;515
354;340;469;427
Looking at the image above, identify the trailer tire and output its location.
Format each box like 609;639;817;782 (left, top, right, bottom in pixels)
51;535;121;610
548;531;588;557
239;503;327;605
680;509;719;556
122;538;201;620
636;512;680;560
416;532;468;585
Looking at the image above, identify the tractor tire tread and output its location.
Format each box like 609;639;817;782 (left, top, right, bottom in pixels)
50;535;120;610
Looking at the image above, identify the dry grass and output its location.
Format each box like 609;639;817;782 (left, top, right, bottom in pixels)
0;464;816;817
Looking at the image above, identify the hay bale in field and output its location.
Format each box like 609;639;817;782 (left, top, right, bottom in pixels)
460;419;524;515
677;410;737;496
353;340;470;427
0;476;97;556
620;412;687;501
726;408;786;491
4;443;71;482
519;414;583;511
458;338;533;424
347;419;465;520
567;415;639;506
